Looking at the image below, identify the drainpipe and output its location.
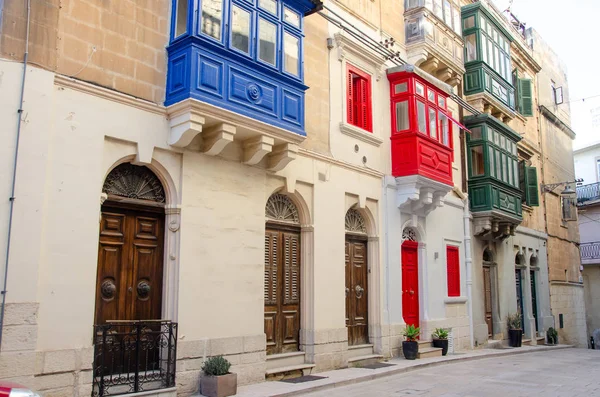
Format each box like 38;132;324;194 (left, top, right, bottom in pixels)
0;0;31;349
463;196;475;349
382;177;392;358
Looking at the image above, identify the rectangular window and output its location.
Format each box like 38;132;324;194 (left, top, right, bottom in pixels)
283;32;299;76
395;82;408;94
416;82;425;96
495;150;501;179
175;0;188;37
231;5;250;54
417;101;426;133
201;0;222;40
471;146;485;176
452;8;461;35
463;15;475;30
520;164;540;206
465;34;476;62
470;126;482;140
489;147;495;177
258;18;277;65
518;78;534;116
440;112;449;145
481;35;487;64
396;101;409;132
443;0;452;26
513;160;519;188
438;96;446;108
434;0;443;19
428;89;435;103
429;107;437;139
346;65;372;132
259;0;277;14
447;246;460;297
284;7;300;27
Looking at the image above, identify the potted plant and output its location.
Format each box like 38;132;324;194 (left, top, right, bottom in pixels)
507;313;523;347
402;324;420;360
547;327;558;345
432;328;449;356
200;355;237;397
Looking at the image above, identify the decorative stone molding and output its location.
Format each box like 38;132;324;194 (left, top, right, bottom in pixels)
168;110;206;148
334;32;387;70
395;175;453;216
268;143;298;172
201;123;236;156
339;122;383;147
465;92;516;122
244;136;274;165
472;210;521;240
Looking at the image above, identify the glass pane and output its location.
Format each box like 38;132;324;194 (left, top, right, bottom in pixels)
465;34;476;62
175;0;188;37
481;35;487;63
489;147;495;177
471;146;485;176
395;82;408;94
259;0;277;14
513;160;519;187
429;107;437;138
425;0;433;11
231;5;250;54
201;0;222;40
428;89;435;103
493;130;499;145
284;7;300;27
259;18;277;65
416;82;425;96
443;0;452;26
434;0;443;19
417;101;426;133
495;151;501;179
500;135;506;150
503;154;508;183
284;32;299;76
452;8;461;35
464;15;475;29
480;16;486;30
438;96;446;108
440;112;449;145
396;101;409;131
488;40;493;68
470;126;482;140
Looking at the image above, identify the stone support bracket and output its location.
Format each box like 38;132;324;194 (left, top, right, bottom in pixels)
244;136;274;165
168;111;205;148
201;123;236;156
267;143;298;172
395;175;453;216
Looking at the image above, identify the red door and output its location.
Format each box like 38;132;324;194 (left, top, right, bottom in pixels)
401;241;419;328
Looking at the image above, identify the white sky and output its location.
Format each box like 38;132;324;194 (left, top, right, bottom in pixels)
493;0;600;149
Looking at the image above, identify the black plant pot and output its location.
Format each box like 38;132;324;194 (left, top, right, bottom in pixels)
508;329;523;347
402;340;418;360
432;339;449;356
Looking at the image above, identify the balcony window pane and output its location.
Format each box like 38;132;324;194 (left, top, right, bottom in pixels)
464;15;475;30
503;154;509;183
396;100;409;131
231;5;250;54
259;0;277;14
438;96;446;108
440;112;449;145
201;0;222;40
452;8;461;35
175;0;188;37
443;0;452;26
284;7;300;27
495;151;501;178
417;101;426;133
429;107;437;138
471;126;482;140
284;32;299;76
416;82;425;96
489;147;495;177
259;18;277;65
481;35;487;63
428;89;435;103
471;146;485;176
513;160;519;187
424;0;433;11
465;34;476;62
395;82;408;94
434;0;443;19
480;16;486;30
488;40;493;68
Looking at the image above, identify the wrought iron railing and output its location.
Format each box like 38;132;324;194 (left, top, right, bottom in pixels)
92;321;177;397
577;182;600;204
581;242;600;261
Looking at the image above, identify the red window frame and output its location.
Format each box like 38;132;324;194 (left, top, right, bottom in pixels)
446;245;460;297
347;64;373;132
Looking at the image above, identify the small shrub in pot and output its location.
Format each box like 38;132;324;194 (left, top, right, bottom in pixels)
507;313;523;347
402;324;420;360
547;327;558;345
432;328;449;356
200;356;237;397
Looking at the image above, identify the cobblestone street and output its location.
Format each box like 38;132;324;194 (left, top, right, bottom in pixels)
302;349;600;397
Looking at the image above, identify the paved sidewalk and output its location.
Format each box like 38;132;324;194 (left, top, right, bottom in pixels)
226;344;572;397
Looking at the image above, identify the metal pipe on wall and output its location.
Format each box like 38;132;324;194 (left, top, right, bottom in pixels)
0;0;31;349
463;196;475;349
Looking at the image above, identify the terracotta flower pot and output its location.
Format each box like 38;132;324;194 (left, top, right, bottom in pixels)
402;340;418;360
200;373;237;397
432;339;448;356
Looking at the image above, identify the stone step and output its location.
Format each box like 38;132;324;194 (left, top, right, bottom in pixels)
417;339;433;347
536;336;546;345
522;339;532;346
347;354;384;367
266;351;306;370
417;346;443;359
347;344;375;359
265;363;316;381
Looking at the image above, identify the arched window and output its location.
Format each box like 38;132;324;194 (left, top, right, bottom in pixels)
402;227;418;242
483;248;494;263
265;193;299;224
515;252;524;266
103;163;165;203
345;208;367;235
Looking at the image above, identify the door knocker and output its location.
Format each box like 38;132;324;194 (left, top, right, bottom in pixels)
355;285;364;299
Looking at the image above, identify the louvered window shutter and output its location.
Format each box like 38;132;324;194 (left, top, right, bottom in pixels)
446;246;460;297
519;78;533;116
347;71;355;125
525;166;540;206
264;231;278;305
359;78;370;131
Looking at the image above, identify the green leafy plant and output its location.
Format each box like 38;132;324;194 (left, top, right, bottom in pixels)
202;355;231;376
547;327;558;344
402;324;420;341
507;313;522;330
432;327;449;340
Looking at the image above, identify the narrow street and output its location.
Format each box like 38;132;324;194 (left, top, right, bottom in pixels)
303;349;600;397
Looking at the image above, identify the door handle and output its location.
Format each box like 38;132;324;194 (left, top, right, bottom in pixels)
128;287;133;293
345;287;350;297
409;289;415;296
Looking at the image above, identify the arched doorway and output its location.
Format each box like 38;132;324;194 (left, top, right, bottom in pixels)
530;255;539;333
264;193;301;355
402;227;419;328
345;208;369;346
515;253;525;330
483;248;495;337
95;163;166;325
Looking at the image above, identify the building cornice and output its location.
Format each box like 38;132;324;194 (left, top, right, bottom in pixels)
298;148;384;178
539;105;576;140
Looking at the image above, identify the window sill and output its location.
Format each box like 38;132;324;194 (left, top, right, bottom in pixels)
444;296;468;304
339;122;383;147
522;204;533;213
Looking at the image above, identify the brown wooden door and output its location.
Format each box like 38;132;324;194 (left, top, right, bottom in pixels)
345;238;368;346
264;226;301;355
402;241;419;328
95;205;164;325
483;266;493;337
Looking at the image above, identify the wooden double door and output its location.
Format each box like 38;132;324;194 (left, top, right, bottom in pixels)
483;266;493;337
345;238;369;346
401;241;419;328
95;204;164;325
264;225;301;355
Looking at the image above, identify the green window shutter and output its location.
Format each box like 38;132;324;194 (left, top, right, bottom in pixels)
512;69;519;112
524;166;540;206
519;160;526;198
518;78;533;116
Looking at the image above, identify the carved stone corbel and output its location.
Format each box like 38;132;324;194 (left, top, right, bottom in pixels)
168;111;205;148
201;123;236;156
267;143;298;172
243;135;274;165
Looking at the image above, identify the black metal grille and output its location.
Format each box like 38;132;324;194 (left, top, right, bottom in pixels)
577;182;600;204
92;321;177;397
581;242;600;261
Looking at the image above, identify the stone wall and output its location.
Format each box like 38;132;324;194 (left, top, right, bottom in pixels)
583;266;600;345
550;283;587;347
